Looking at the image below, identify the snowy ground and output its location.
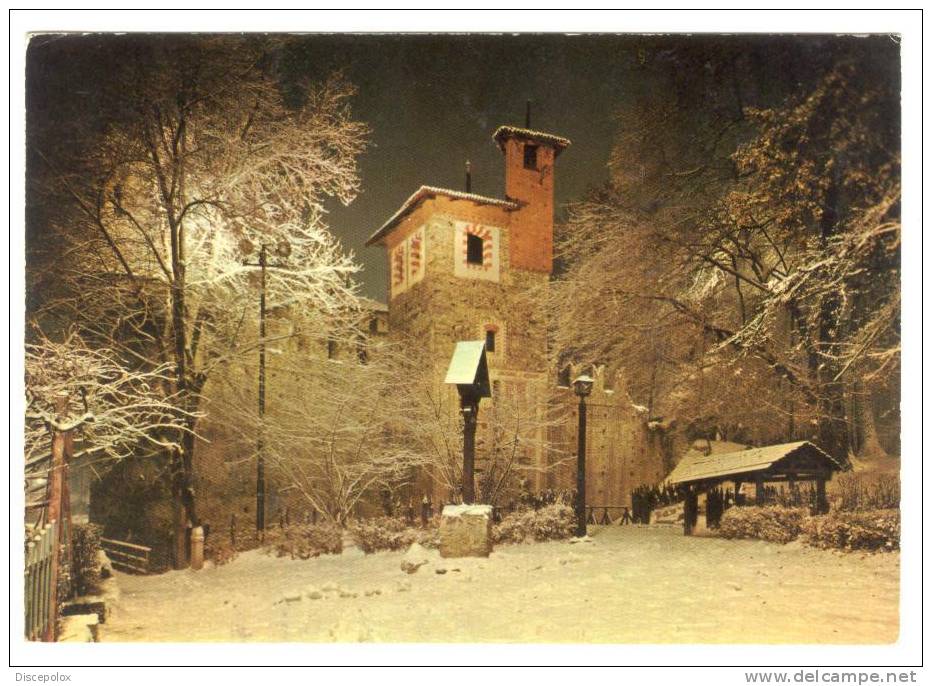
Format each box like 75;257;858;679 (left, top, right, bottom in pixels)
103;526;898;643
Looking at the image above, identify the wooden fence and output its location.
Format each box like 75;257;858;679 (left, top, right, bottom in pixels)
101;538;151;574
24;521;59;641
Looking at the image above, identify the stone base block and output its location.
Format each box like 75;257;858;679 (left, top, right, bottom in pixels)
439;504;493;558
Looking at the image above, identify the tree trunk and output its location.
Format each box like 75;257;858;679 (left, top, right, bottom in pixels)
814;177;851;467
170;420;201;569
851;382;887;458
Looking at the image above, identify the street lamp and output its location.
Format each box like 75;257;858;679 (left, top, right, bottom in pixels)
573;374;594;538
444;341;491;504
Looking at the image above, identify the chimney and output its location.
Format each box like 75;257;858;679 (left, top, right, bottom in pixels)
465;160;472;194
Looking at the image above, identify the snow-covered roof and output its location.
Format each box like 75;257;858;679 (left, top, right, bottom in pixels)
366;185;520;247
667;441;844;486
443;340;490;391
492;126;572;155
441;503;493;519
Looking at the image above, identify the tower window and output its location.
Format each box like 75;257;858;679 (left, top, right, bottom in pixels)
466;233;484;265
485;329;496;353
523;144;539;170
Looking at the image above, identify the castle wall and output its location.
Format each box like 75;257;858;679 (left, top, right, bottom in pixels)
547;377;665;509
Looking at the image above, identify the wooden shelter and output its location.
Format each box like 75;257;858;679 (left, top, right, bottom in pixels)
667;441;845;534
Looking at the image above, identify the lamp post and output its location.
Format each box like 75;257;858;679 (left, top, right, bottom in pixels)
573;374;594;538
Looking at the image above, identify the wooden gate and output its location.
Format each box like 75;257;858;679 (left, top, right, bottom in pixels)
24;521;59;641
101;538;151;574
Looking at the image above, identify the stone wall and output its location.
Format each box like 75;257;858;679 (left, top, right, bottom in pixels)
546;367;665;508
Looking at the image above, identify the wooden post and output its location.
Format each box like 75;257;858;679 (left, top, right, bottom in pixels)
461;401;478;504
189;526;204;571
755;474;766;506
734;480;742;506
684;489;698;535
43;394;69;642
816;477;828;514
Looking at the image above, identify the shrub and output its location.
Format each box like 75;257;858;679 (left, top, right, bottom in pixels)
492;503;576;545
802;509;899;551
70;523;103;596
831;473;900;512
348;516;441;553
205;537;239;566
348;517;417;553
718;506;807;544
263;523;343;560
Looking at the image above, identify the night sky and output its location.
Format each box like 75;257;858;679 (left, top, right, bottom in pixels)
27;33;892;301
284;35;639;301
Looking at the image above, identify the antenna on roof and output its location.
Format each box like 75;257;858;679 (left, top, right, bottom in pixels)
465;160;472;194
525;100;532;128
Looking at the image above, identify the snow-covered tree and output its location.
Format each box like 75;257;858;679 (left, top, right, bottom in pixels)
549;51;900;463
28;36;369;563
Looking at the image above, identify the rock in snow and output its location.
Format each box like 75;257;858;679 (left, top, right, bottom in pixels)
400;543;430;574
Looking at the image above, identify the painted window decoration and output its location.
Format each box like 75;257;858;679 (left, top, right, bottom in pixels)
454;221;500;282
463;224;492;270
408;226;425;285
391;242;406;294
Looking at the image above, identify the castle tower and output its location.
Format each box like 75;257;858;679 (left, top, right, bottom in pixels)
366;124;571;499
493;126;569;273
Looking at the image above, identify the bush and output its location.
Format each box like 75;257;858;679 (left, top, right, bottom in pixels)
70;523;103;596
348;516;441;553
348;517;417;553
718;506;807;544
802;509;899;551
263;523;343;560
492;503;576;545
205;537;239;566
831;473;900;512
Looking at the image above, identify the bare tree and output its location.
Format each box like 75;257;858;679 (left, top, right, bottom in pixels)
28;36;369;563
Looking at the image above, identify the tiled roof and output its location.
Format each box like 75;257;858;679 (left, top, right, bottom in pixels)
667;441;843;485
366;185;519;246
492;126;572;154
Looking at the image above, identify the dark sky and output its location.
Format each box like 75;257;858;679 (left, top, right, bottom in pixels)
287;35;638;301
27;33;897;301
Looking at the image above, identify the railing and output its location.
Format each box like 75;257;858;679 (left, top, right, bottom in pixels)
100;538;151;574
25;521;58;641
586;505;632;525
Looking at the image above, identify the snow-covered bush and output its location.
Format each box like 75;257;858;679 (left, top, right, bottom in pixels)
348;516;441;553
415;524;441;550
205;538;239;566
348;517;417;553
802;509;899;551
831;473;900;512
263;523;342;560
492;504;576;545
70;523;103;597
718;506;807;544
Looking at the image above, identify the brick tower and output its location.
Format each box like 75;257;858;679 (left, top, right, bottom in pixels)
367;125;571;499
